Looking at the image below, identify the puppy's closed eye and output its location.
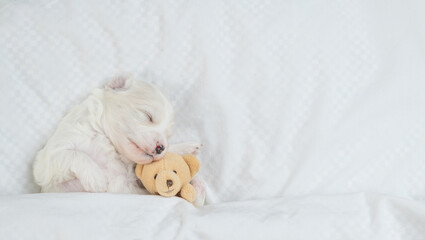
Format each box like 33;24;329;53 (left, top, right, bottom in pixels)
135;110;154;123
143;111;153;123
145;112;153;123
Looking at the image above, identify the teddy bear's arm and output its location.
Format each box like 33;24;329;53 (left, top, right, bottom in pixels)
135;164;144;180
179;183;197;203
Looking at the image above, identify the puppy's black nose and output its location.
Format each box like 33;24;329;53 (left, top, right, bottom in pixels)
166;179;173;187
155;144;164;154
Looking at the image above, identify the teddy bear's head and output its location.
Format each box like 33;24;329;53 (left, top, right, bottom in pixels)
135;152;200;197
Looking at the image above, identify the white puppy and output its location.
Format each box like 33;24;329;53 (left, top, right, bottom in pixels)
33;75;203;196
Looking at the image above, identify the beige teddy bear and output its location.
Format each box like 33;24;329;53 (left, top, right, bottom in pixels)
135;152;200;203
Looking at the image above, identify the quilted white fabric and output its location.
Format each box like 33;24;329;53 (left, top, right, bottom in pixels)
1;0;425;238
1;192;425;240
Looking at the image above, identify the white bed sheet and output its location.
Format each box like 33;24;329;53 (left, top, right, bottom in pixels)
1;192;425;240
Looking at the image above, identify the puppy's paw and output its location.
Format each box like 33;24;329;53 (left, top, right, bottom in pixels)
181;142;203;155
191;177;206;207
169;142;203;155
81;174;108;193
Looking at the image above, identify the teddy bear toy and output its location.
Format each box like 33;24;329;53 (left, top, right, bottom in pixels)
135;152;200;203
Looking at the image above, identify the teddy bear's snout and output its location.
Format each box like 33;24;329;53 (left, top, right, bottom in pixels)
155;170;181;197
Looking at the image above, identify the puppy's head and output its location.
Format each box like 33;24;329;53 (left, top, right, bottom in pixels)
101;74;174;164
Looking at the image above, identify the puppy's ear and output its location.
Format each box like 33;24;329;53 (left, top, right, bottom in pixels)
106;74;134;91
182;154;200;178
135;164;144;180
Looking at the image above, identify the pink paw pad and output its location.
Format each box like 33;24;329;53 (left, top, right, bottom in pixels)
192;179;205;194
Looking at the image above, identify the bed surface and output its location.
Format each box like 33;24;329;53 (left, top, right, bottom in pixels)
2;192;425;240
1;0;425;239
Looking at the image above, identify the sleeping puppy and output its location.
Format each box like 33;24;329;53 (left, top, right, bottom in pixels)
33;75;203;195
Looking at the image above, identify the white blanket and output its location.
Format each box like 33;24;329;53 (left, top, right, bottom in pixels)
1;0;425;239
1;193;425;240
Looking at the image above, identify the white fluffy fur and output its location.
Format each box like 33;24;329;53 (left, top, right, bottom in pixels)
33;75;202;194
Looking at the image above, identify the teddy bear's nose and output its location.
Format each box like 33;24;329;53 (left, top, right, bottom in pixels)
166;179;173;187
155;144;165;154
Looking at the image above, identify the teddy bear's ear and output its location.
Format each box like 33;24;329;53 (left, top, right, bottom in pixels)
182;154;200;178
135;164;144;180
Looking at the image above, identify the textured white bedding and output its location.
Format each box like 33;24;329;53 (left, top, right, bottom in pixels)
1;193;425;240
1;0;425;239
